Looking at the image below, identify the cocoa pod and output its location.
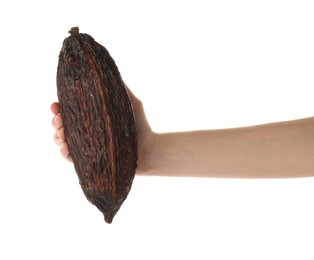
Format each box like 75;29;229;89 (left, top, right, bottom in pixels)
56;27;137;223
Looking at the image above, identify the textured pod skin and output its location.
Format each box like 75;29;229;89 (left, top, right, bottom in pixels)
56;27;137;223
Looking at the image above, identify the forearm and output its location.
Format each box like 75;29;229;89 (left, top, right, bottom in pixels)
145;117;314;178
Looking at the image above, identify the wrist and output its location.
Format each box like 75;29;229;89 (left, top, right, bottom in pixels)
135;131;160;176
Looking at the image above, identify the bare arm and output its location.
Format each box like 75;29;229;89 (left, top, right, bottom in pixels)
145;117;314;178
52;88;314;179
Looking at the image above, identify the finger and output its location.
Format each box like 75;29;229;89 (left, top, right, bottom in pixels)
54;131;65;145
51;102;60;115
52;113;63;130
61;142;72;162
54;127;66;145
57;127;65;140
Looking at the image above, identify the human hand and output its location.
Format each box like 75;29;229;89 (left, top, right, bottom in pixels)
51;84;155;173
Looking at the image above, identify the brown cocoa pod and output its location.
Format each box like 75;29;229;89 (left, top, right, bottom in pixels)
56;27;137;224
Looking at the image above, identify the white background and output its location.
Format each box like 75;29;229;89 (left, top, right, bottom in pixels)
1;0;314;259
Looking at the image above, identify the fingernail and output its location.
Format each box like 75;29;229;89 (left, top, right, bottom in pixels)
57;129;61;138
54;114;59;125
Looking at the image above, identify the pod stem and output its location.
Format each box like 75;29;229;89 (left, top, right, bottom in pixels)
69;27;79;36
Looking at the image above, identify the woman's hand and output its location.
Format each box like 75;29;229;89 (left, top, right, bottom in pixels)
52;84;314;178
51;84;156;173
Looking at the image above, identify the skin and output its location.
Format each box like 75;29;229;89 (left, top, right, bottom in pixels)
52;86;314;179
